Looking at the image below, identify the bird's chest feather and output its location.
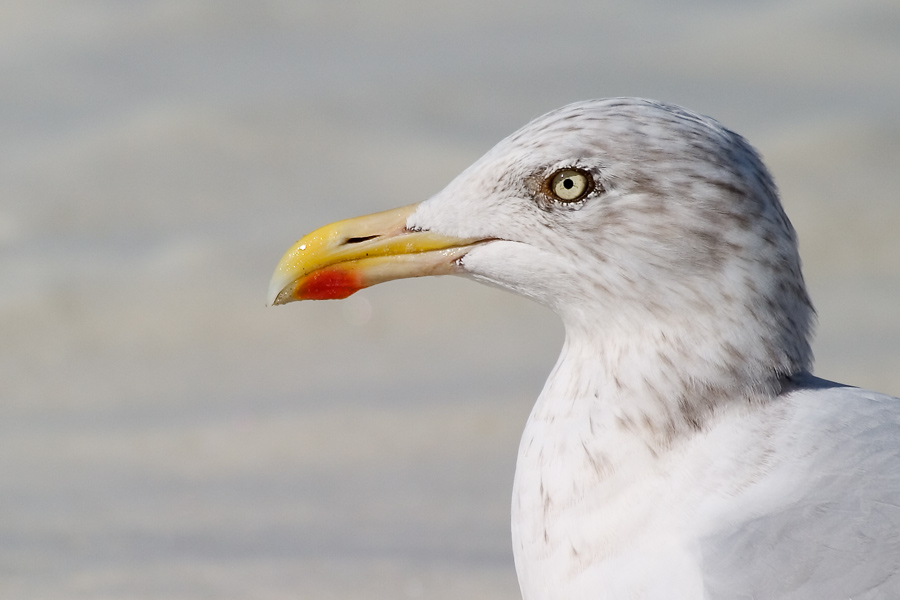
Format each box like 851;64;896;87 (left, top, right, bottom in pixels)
510;413;702;599
509;388;802;600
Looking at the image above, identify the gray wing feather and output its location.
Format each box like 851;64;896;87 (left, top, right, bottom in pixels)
702;387;900;599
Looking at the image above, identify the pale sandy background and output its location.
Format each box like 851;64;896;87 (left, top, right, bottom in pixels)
2;1;899;598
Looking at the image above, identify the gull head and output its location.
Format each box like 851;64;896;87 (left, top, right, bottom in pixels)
270;98;814;400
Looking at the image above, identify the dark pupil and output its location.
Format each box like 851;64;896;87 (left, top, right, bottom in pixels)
563;178;574;189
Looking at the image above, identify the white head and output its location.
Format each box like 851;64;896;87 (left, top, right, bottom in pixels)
271;98;815;437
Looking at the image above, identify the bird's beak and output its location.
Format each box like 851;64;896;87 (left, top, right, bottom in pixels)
268;203;484;305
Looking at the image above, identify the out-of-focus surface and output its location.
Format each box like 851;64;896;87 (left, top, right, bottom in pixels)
2;1;898;598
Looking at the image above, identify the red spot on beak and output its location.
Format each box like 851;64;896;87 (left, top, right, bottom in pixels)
296;267;363;300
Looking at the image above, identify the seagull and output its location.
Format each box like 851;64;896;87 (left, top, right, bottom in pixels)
268;98;900;599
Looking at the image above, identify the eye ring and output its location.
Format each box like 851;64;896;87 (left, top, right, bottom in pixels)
546;168;594;202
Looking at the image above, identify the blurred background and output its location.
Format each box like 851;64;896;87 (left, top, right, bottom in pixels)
2;1;898;598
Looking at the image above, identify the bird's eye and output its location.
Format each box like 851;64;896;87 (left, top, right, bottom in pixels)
548;168;593;202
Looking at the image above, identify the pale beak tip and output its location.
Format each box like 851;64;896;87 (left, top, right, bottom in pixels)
267;277;293;307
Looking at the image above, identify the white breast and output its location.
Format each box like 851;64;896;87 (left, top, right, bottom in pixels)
510;374;900;600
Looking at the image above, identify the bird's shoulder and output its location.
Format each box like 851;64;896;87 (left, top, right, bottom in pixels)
699;377;900;598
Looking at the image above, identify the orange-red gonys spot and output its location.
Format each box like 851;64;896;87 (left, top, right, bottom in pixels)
296;267;363;300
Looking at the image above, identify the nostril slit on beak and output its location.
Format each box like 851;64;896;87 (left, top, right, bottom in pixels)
343;235;379;245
